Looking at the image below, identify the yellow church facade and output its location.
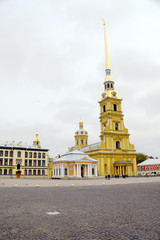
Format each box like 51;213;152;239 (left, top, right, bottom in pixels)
74;20;137;177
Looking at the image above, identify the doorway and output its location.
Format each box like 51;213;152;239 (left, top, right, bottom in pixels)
81;166;84;177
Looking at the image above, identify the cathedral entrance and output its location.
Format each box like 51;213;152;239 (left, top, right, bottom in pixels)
16;163;21;178
81;166;84;177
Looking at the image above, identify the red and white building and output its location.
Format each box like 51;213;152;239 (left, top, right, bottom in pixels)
137;159;160;175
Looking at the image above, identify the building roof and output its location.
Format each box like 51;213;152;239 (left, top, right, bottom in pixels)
137;159;160;166
53;150;98;163
0;143;49;151
80;142;100;152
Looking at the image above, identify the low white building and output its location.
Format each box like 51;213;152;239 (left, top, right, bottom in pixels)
52;150;98;179
137;158;160;175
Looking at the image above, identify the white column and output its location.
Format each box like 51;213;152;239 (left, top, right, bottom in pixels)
87;164;89;176
77;164;79;177
79;164;81;177
90;164;92;176
84;165;86;176
61;164;64;177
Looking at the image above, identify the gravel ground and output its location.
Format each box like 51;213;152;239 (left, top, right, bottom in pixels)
0;181;160;240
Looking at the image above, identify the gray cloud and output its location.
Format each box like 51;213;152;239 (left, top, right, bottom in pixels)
0;0;159;158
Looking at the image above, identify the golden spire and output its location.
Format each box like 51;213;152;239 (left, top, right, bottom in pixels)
102;19;110;70
102;19;113;82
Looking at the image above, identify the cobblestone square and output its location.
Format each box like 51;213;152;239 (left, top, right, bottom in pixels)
0;180;160;239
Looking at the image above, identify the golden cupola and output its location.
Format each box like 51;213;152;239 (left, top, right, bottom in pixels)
33;132;41;148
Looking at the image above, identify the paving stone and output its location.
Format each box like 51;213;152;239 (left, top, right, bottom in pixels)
0;183;160;239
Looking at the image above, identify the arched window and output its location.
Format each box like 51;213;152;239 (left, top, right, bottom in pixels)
17;163;20;170
38;170;41;175
86;140;87;145
105;84;107;89
107;83;110;88
34;152;37;158
33;170;36;175
9;169;12;175
38;153;41;158
114;104;117;111
17;151;21;157
115;123;118;130
25;170;27;175
29;170;32;175
42;153;45;159
29;152;32;158
111;83;113;88
4;169;7;175
5;151;8;157
0;151;3;156
81;139;83;144
10;151;13;157
25;152;28;158
42;170;45;175
103;105;106;112
116;141;120;149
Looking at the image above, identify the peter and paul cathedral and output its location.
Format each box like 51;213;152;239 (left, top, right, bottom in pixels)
74;20;137;177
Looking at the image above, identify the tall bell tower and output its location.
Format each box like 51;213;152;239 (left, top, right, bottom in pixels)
97;20;137;176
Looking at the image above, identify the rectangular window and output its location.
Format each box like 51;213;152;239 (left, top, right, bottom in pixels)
17;151;21;157
59;168;61;176
56;169;58;176
38;160;41;167
5;151;8;157
42;170;45;175
33;160;36;166
29;160;32;166
10;151;13;157
25;170;27;175
0;158;3;165
54;169;55;176
25;160;27;166
92;168;95;176
64;168;68;176
9;159;12;165
42;153;45;159
81;140;83;144
4;159;8;165
42;160;45;167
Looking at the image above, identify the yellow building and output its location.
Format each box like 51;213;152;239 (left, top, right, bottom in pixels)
53;150;98;179
75;20;137;177
0;133;49;178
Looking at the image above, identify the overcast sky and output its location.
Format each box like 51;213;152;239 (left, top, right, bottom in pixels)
0;0;160;158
